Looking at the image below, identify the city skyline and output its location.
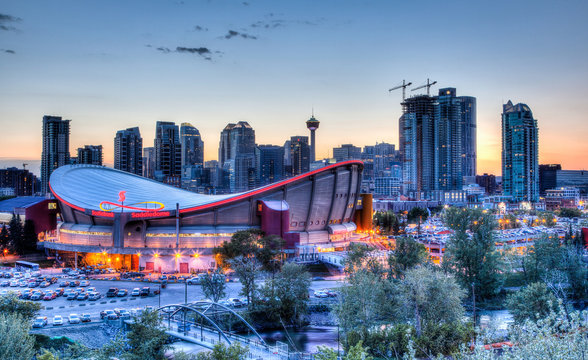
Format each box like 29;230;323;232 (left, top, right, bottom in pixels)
1;0;588;176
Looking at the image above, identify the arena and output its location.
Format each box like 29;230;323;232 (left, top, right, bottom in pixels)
43;160;364;272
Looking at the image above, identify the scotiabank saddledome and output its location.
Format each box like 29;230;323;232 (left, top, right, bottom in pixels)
46;161;363;272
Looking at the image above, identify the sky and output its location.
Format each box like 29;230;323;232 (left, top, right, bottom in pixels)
1;0;587;177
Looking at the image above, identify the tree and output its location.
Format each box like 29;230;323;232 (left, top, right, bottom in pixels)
373;211;400;235
343;242;383;277
536;211;557;227
196;342;248;360
0;224;9;250
402;266;465;337
213;229;263;268
201;269;227;303
229;256;261;307
557;207;582;219
255;235;284;274
442;208;504;299
0;313;36;360
0;294;41;321
125;309;170;360
506;282;557;324
388;236;428;279
407;207;428;233
8;213;23;254
260;263;311;326
22;219;37;253
316;341;372;360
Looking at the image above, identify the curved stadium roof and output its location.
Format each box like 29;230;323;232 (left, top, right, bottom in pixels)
49;160;363;214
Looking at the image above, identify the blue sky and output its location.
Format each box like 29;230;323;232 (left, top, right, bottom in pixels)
1;0;587;176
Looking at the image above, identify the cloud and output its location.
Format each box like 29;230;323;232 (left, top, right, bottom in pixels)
242;2;249;6
251;20;285;29
224;30;257;40
194;25;208;32
0;13;22;32
2;49;15;54
150;44;216;61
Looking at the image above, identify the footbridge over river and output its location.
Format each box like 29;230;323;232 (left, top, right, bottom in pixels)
157;301;290;360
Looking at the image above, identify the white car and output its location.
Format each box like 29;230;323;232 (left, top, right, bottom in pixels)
186;277;200;285
131;288;141;296
68;314;81;324
53;315;63;326
313;291;329;298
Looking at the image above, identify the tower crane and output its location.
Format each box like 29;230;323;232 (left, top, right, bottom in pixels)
22;163;28;170
388;80;412;100
411;78;437;96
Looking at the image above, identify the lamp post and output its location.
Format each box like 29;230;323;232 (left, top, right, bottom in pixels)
337;324;340;359
158;283;161;308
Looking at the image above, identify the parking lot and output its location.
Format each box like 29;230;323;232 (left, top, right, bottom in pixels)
2;267;342;328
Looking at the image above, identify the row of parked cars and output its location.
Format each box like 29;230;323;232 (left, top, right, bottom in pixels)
32;313;92;328
313;289;338;298
106;286;157;297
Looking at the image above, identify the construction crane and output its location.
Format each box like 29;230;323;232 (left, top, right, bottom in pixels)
22;163;28;170
411;78;437;96
388;80;412;100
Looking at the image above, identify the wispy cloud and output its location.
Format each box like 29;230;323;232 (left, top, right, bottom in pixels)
1;49;15;54
0;13;22;32
223;30;257;40
148;44;218;61
194;25;208;32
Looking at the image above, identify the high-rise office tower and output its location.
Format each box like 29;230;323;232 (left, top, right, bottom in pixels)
41;115;71;194
460;96;477;177
333;144;362;163
399;95;436;195
143;147;155;179
502;100;539;202
255;145;284;186
218;121;256;193
180;123;204;174
373;142;398;177
77;145;103;165
154;121;182;184
114;127;143;175
539;164;561;195
435;88;463;190
306;115;320;163
289;136;310;176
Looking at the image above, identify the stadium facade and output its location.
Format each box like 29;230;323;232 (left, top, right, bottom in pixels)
45;161;364;272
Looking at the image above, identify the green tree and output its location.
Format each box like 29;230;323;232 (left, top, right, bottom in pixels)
506;282;557;324
213;229;263;268
0;294;41;321
373;211;399;235
536;211;557;227
343;242;383;277
229;256;261;307
8;213;23;254
259;263;311;326
557;207;582;219
388;236;428;279
407;207;428;232
196;342;248;360
0;313;36;360
0;224;9;250
255;235;284;274
442;208;504;299
201;269;227;303
402;266;465;337
22;219;37;253
125;309;170;360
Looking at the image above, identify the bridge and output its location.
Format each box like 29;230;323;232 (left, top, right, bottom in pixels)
157;301;289;360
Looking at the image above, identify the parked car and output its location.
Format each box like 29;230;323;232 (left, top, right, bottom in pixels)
119;310;131;318
313;290;329;298
228;298;244;308
88;292;101;301
80;313;91;323
186;277;200;285
66;292;77;301
140;287;150;297
0;280;9;287
76;292;88;301
69;280;80;287
32;316;48;328
131;288;141;296
68;314;81;324
100;309;118;320
80;280;90;287
43;292;56;301
52;315;63;326
106;288;119;297
117;289;128;297
39;281;50;288
58;281;69;287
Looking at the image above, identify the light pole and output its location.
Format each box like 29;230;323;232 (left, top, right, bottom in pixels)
337;324;340;359
158;283;161;308
185;280;187;304
472;282;476;344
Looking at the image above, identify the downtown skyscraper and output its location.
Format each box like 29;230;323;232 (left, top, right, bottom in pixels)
502;100;539;202
114;127;143;176
180;123;204;170
77;145;103;165
154;121;181;185
41;115;70;194
218;121;256;193
399;87;477;197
